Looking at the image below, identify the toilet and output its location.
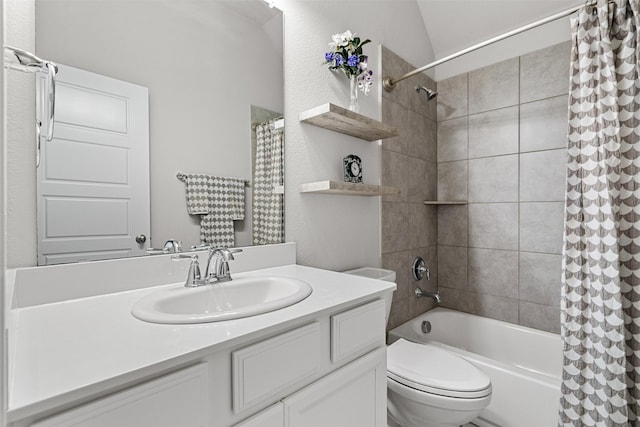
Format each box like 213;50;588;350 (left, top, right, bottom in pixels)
343;267;492;427
386;339;491;427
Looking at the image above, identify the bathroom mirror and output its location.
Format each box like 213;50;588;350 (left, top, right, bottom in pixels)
26;0;284;265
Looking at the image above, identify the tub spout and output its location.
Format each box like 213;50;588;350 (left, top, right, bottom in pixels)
415;287;441;303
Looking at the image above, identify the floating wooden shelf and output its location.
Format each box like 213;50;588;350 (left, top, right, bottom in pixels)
299;103;399;141
423;200;468;205
299;180;400;196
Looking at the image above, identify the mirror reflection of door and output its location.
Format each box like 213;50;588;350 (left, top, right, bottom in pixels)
36;64;150;265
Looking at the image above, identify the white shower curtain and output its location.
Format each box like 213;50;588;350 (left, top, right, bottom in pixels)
560;0;640;425
253;120;284;245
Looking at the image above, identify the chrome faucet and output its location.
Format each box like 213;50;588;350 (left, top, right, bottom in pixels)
415;287;441;303
204;247;243;283
146;239;184;255
163;239;183;253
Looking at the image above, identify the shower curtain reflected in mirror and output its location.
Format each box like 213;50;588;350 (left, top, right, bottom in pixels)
253;119;284;245
560;1;640;425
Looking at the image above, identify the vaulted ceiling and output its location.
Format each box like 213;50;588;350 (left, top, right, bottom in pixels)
416;0;579;79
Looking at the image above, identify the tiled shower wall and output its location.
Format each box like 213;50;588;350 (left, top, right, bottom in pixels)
436;41;571;334
380;47;439;331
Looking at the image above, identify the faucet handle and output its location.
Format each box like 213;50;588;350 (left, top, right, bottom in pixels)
172;254;202;287
185;256;202;287
225;248;243;260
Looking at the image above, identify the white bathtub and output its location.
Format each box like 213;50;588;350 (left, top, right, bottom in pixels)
388;307;562;427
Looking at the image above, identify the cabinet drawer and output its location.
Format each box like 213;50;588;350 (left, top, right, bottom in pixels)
31;364;208;427
232;322;322;414
331;299;385;363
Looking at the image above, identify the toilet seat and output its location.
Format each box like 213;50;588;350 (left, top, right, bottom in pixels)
387;339;491;399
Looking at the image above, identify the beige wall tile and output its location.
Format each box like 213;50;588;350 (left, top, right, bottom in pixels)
382;46;410;107
468;248;518;299
468;106;519;158
381;98;409;154
437;205;468;246
382;202;409;254
437;117;468;162
438;245;468;290
520;95;569;152
438;160;467;201
520;202;564;254
469;58;519;114
468;203;518;250
381;149;409;203
520;41;571;103
467;292;519;323
437;73;468;121
520;149;567;202
519;301;560;334
468;155;518;203
519;252;562;306
438;286;469;312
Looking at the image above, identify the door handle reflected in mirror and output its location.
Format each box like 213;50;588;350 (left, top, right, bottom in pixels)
135;234;147;244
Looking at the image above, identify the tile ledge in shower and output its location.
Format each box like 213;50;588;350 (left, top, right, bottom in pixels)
423;200;468;205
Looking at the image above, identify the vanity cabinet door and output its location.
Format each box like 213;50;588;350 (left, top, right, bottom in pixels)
283;347;386;427
232;322;322;414
30;364;208;427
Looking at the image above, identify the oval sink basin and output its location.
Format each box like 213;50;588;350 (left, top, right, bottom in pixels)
132;276;312;324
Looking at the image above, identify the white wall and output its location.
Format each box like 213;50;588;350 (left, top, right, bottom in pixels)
3;0;25;421
278;0;434;271
5;0;37;268
1;1;7;421
4;0;284;267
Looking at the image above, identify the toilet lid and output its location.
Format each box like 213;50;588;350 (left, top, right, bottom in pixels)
387;339;491;398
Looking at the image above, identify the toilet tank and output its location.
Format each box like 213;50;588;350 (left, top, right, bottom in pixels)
343;267;396;327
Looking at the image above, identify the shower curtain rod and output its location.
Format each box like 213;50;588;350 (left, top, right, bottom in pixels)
383;2;592;91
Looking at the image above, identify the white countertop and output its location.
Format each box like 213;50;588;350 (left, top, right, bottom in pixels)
8;264;395;421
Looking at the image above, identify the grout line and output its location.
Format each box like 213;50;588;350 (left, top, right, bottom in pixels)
439;146;566;165
465;71;471;311
517;55;522;324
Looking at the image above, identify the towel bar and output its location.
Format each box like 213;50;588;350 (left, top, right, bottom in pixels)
176;173;250;187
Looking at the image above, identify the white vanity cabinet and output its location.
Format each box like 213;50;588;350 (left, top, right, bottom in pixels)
283;347;387;426
231;298;387;427
234;347;386;427
17;297;389;427
29;364;209;427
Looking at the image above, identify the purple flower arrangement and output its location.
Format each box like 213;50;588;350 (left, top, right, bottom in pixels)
324;30;374;95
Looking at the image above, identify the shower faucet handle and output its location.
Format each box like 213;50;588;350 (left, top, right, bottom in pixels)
412;256;430;281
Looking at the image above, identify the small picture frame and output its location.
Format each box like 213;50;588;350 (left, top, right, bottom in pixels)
343;154;363;183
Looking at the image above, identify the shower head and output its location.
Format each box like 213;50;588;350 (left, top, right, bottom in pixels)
415;86;438;101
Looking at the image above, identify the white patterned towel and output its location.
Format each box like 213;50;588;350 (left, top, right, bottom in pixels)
182;174;245;246
183;174;213;215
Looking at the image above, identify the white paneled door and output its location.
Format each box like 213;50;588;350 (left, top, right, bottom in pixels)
37;64;150;265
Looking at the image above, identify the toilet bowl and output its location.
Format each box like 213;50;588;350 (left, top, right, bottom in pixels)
387;339;492;427
341;267;491;427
